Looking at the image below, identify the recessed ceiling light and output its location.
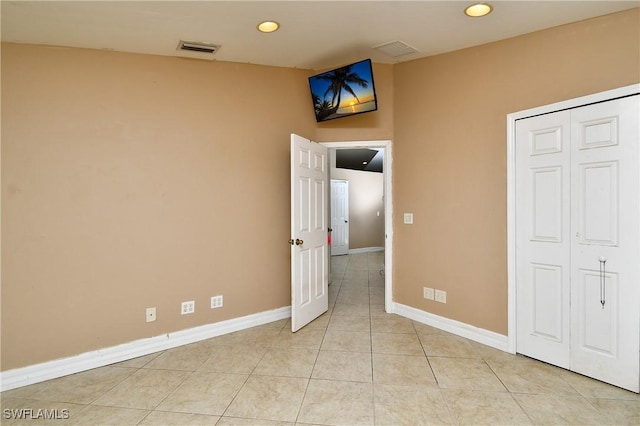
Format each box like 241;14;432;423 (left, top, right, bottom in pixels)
464;3;493;17
257;21;280;33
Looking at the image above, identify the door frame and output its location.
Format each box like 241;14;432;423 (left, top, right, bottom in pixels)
322;140;393;314
506;84;640;353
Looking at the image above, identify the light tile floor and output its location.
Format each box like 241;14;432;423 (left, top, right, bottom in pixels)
2;252;639;425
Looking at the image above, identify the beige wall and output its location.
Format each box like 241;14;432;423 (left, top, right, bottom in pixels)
392;9;639;335
1;8;638;372
330;168;385;250
1;44;319;370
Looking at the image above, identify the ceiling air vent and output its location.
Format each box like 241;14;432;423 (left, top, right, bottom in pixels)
177;40;220;54
372;40;419;58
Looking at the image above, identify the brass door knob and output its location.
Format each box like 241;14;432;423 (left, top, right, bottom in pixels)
288;239;295;246
295;239;304;246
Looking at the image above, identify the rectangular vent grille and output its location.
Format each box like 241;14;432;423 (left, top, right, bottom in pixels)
372;40;419;58
177;40;219;54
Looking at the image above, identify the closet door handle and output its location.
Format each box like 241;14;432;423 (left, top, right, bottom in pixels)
599;257;607;309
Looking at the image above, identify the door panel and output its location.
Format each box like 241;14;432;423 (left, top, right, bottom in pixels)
577;116;618;150
576;269;618;355
330;179;349;255
516;110;571;369
530;263;563;341
531;167;563;242
530;126;563;154
578;161;618;245
291;134;329;332
570;96;639;392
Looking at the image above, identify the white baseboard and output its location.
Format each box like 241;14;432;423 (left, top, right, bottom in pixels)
392;302;510;352
348;246;384;254
1;306;291;392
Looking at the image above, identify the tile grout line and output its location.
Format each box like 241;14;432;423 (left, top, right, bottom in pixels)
367;252;379;426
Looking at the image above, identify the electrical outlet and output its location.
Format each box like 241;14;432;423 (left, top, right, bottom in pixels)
423;287;435;300
435;289;447;304
211;295;223;309
181;301;195;315
146;307;156;322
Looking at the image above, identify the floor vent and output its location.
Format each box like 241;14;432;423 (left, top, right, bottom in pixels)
372;40;419;58
177;40;220;54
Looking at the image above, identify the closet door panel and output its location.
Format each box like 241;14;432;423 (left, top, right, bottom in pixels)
516;111;571;368
578;161;618;245
570;96;639;392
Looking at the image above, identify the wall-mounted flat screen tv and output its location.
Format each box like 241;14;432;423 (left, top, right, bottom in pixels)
308;58;378;123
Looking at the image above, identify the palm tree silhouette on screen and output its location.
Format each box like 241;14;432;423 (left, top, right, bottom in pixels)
315;65;368;121
313;94;333;117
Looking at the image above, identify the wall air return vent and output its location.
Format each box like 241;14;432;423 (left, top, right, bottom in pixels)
177;40;220;54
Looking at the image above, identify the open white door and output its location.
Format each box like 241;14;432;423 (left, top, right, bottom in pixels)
290;134;329;332
330;179;349;255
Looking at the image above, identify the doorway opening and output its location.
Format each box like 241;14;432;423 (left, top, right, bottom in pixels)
322;140;393;313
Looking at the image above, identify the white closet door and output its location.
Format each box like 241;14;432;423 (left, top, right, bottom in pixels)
517;94;640;392
516;110;572;368
569;96;639;392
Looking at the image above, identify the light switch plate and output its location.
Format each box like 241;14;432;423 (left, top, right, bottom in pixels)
403;213;414;224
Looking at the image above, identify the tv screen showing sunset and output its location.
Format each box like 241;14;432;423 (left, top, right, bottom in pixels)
308;59;378;122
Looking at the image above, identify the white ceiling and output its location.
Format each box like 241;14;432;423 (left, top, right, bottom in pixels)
2;1;638;70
